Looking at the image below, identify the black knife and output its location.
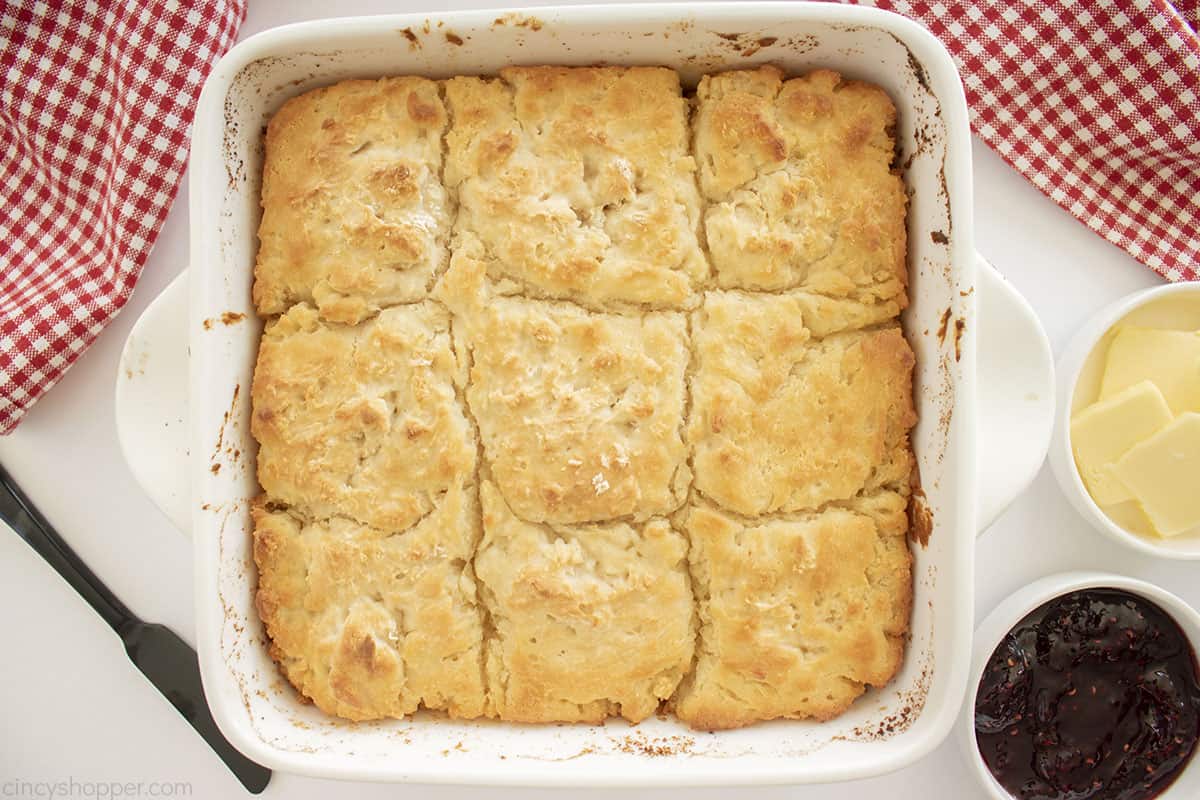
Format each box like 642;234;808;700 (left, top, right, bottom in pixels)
0;463;271;794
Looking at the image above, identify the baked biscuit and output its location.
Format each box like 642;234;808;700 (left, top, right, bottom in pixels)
251;487;486;721
475;482;694;723
254;77;450;323
688;291;915;516
443;66;707;310
437;254;690;524
250;64;917;731
694;67;907;303
672;492;912;730
251;302;474;532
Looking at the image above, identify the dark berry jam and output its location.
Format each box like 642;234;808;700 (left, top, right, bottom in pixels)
975;589;1200;800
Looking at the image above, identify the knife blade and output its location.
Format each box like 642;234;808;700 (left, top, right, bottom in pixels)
0;463;271;794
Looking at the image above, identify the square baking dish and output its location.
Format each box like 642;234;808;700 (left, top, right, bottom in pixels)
182;2;1047;785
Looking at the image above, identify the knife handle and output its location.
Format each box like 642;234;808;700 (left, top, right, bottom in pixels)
0;463;138;633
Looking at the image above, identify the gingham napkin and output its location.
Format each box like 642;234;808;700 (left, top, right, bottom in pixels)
854;0;1200;281
0;1;244;434
1;1;1198;434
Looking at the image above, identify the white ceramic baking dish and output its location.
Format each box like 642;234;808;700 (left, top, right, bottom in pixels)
114;2;1058;786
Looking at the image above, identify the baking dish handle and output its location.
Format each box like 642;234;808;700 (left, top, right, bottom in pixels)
974;253;1055;534
115;269;192;535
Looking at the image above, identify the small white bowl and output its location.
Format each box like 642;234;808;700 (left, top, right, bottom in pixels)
1048;281;1200;559
958;572;1200;800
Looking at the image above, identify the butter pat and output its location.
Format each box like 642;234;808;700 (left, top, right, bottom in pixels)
1071;380;1173;505
1115;412;1200;537
1100;326;1200;415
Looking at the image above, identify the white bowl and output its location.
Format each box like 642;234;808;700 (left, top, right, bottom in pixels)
1048;281;1200;559
958;572;1200;800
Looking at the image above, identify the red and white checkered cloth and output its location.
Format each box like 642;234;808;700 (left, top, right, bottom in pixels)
0;1;1198;434
0;1;244;434
854;0;1200;281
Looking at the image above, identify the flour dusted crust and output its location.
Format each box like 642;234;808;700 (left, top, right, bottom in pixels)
673;492;912;729
251;302;474;532
254;77;450;324
251;488;486;721
436;252;690;525
250;66;916;731
474;482;694;723
694;67;907;301
443;67;707;310
688;291;916;517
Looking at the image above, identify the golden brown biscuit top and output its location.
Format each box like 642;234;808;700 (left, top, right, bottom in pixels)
474;482;694;724
251;302;475;532
443;67;707;310
688;291;916;516
254;77;451;323
673;493;912;729
694;67;906;300
436;253;690;525
249;65;916;731
251;488;486;722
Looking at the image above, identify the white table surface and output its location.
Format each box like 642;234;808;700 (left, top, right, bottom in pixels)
2;1;1192;797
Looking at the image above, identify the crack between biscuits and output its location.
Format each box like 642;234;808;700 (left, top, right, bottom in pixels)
444;317;498;716
689;483;910;526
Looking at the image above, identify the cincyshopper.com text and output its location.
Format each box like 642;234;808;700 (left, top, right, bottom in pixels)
2;779;192;799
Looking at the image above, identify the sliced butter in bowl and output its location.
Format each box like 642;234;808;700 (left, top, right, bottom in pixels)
1070;380;1172;506
1051;282;1200;558
1115;412;1200;538
1100;326;1200;415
